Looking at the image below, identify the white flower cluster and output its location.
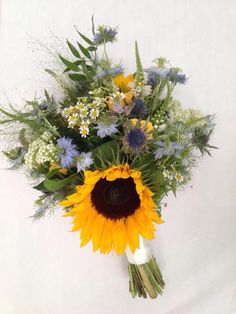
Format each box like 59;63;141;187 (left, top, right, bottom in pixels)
24;131;58;170
163;167;185;184
62;97;105;138
169;101;205;126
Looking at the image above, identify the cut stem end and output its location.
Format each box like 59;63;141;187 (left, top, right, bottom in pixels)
128;256;165;299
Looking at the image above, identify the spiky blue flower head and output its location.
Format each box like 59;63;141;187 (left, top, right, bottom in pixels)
95;122;119;138
93;25;118;45
130;97;148;118
57;137;78;168
127;128;147;151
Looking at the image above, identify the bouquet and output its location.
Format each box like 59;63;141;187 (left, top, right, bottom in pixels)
0;19;216;299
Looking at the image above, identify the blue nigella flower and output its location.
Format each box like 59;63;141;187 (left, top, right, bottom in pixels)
76;152;93;172
95;122;119;138
154;141;184;159
145;67;170;85
168;70;187;84
145;67;187;85
93;26;118;45
127;128;147;151
130;97;148;118
96;66;123;79
57;137;78;168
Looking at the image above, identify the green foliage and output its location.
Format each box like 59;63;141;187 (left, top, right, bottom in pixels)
66;39;81;58
135;41;144;84
3;147;22;160
93;140;121;169
34;170;82;193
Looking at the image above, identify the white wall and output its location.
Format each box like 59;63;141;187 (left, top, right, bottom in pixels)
0;1;235;313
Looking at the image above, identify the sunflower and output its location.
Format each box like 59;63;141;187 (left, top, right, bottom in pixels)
60;164;163;255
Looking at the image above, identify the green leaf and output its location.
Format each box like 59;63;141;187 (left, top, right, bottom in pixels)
45;69;58;79
53;191;67;201
43;173;81;192
68;73;87;81
75;28;94;45
77;42;91;59
66;39;81;58
45;169;59;179
63;60;83;73
59;55;80;72
33;182;48;192
87;46;97;51
93;140;119;168
19;128;28;148
161;80;171;112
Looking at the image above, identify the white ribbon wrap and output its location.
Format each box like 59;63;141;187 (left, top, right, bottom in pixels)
125;236;152;265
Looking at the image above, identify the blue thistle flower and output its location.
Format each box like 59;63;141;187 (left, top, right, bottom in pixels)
130;97;148;118
127;128;147;151
57;137;78;168
93;26;118;45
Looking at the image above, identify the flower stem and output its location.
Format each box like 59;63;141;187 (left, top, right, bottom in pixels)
128;256;165;299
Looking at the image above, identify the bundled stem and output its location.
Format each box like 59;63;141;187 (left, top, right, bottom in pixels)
128;256;165;299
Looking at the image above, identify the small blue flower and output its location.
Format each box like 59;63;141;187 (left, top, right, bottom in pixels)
168;70;187;84
127;128;147;151
130;97;148;118
76;152;93;172
96;66;123;79
93;26;118;45
57;137;78;168
96;70;107;79
172;142;184;157
95;122;118;138
154;141;184;159
145;67;170;85
154;141;165;159
108;66;123;76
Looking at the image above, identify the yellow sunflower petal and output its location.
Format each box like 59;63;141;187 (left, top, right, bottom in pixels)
126;216;140;253
91;214;105;252
134;209;155;240
112;219;127;255
99;218;114;254
80;209;96;247
71;210;89;232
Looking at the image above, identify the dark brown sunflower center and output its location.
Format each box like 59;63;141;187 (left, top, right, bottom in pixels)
91;177;140;220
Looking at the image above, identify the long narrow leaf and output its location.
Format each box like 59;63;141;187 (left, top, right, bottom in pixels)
75;27;94;45
77;42;91;59
59;55;80;72
66;39;81;58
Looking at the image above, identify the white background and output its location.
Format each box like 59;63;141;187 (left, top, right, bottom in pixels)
0;1;236;313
